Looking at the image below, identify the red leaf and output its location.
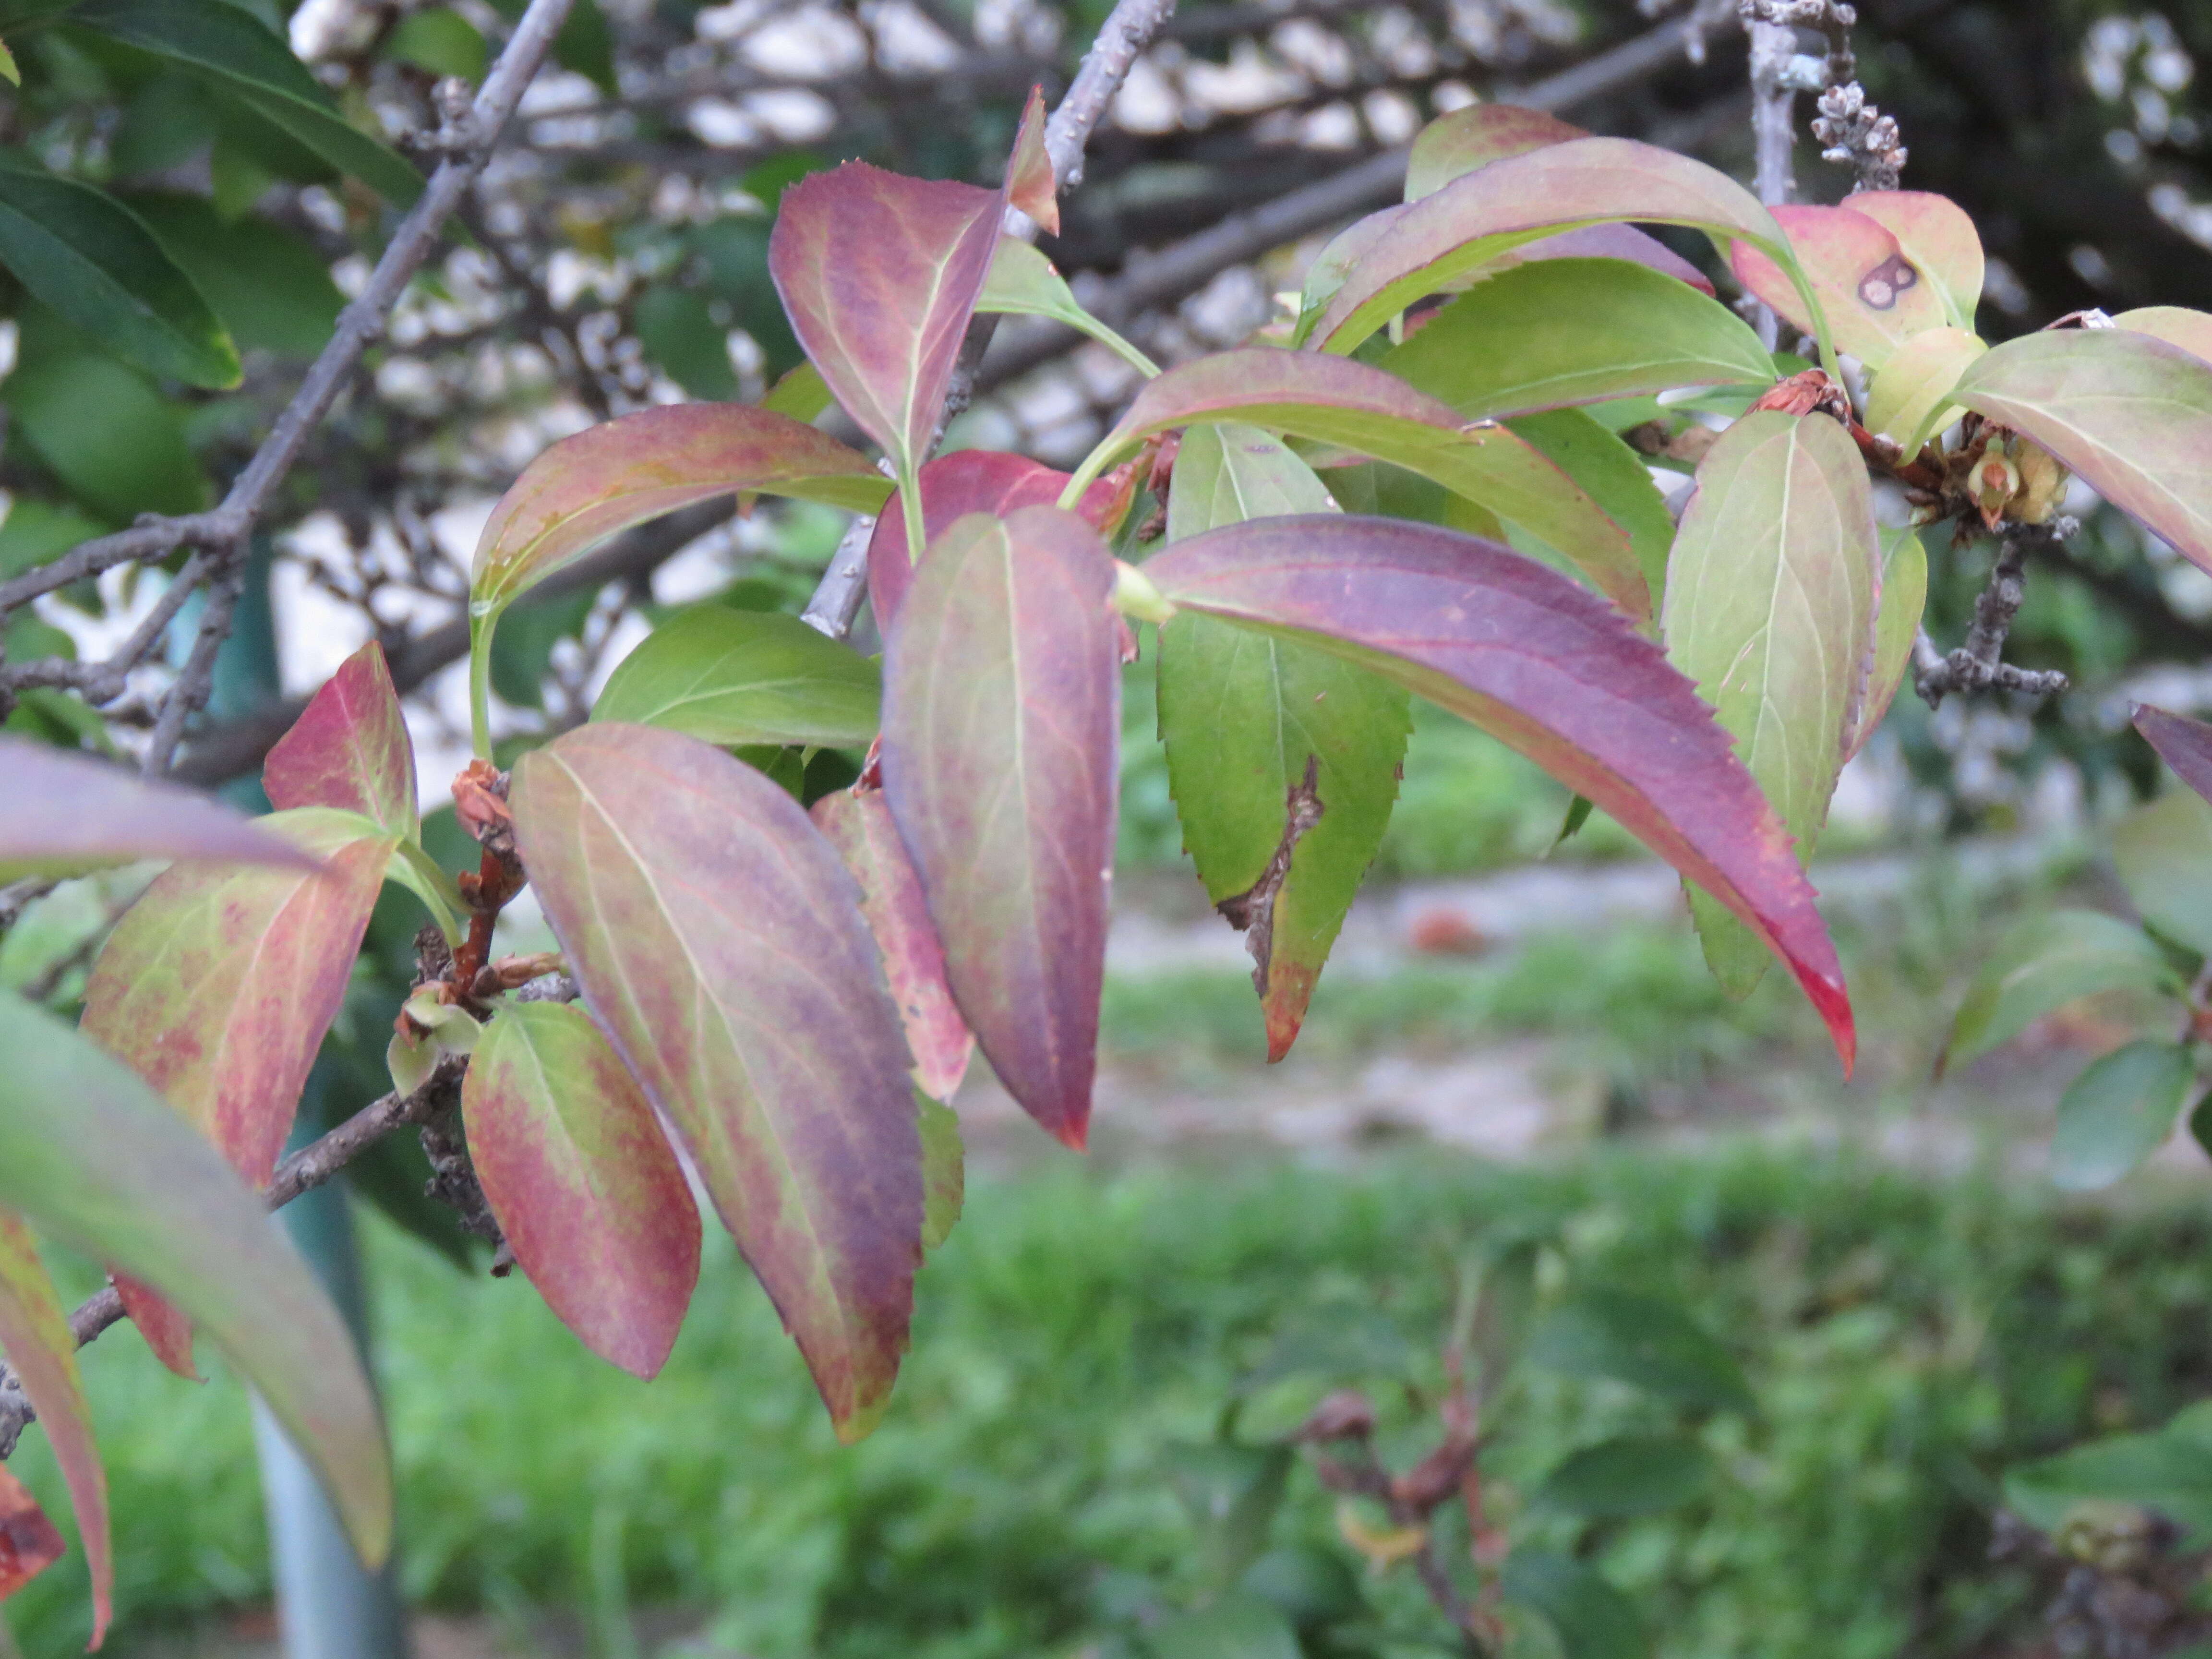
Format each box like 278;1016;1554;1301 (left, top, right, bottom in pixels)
1490;224;1717;295
1004;85;1057;234
510;724;922;1439
811;787;974;1102
263;641;417;838
0;737;316;884
112;1275;197;1380
2133;705;2212;806
0;1464;65;1603
880;506;1121;1145
463;1001;701;1380
1143;515;1855;1070
866;450;1120;633
0;1213;108;1647
81;809;396;1188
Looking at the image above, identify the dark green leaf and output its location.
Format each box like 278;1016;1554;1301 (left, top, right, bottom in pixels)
1160;424;1409;1061
1501;1551;1646;1659
0;499;106;583
1533;1434;1714;1518
120;191;342;358
488;585;596;710
2113;790;2212;956
1237;1548;1362;1634
1169;1441;1294;1589
2050;1038;2191;1193
2007;1412;2212;1544
1524;1287;1753;1414
634;285;739;401
71;0;423;203
592;606;881;749
383;7;486;80
1506;408;1675;603
4;350;205;520
0;157;238;387
1940;910;2176;1075
1145;1591;1301;1659
486;0;615;95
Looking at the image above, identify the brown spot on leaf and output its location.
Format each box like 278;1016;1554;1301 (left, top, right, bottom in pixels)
1857;253;1919;312
1216;755;1326;1005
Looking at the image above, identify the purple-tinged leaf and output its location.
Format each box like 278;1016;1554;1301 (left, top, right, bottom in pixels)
463;1000;701;1380
0;736;315;883
1296;205;1408;331
471;405;889;615
81;807;396;1189
1159;424;1409;1061
1403;104;1587;201
111;1276;196;1381
1844;192;1984;328
1478;224;1717;295
2133;705;2212;807
880;506;1121;1146
810;787;974;1103
1079;349;1647;620
1143;515;1856;1069
769;94;1048;489
1382;257;1773;422
1004;85;1057;233
0;1213;107;1647
1308;138;1811;356
1731;204;1949;369
0;994;392;1575
2115;307;2212;365
0;1464;66;1603
1660;412;1881;995
1953;328;2212;575
867;449;1121;634
509;724;922;1440
263;641;417;839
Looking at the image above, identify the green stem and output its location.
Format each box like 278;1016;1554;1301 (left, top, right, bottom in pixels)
468;606;499;762
1057;441;1122;513
899;463;928;566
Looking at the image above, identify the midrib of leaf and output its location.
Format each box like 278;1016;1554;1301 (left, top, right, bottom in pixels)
555;761;847;1334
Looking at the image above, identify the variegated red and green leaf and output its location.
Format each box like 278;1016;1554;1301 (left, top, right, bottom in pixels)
1843;191;1984;327
1403;104;1587;201
81;807;396;1188
0;994;391;1575
1159;424;1409;1060
263;640;417;838
1731;203;1949;369
0;1464;65;1603
1142;515;1855;1068
810;787;974;1102
509;723;922;1440
1074;348;1647;618
880;506;1121;1146
0;737;315;884
1659;412;1881;995
1952;328;2212;574
867;449;1122;634
0;1213;107;1646
1305;137;1816;357
1003;84;1057;232
463;1000;701;1380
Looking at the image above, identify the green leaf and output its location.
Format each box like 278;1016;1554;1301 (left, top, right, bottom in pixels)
119;191;343;358
3;348;205;521
1159;424;1408;1060
1383;258;1775;422
0;161;237;388
1660;412;1881;997
2115;306;2212;365
978;237;1158;376
1075;348;1648;621
464;1001;702;1379
1847;526;1927;763
1940;909;2177;1075
2008;1423;2212;1545
0;1213;110;1644
71;0;423;203
1306;136;1818;361
383;7;486;81
591;606;881;750
1864;326;1984;453
1533;1433;1714;1518
485;0;614;95
1504;408;1676;604
0;499;106;584
1953;328;2212;576
0;994;392;1572
761;360;832;422
1501;1551;1646;1659
81;806;397;1186
488;584;596;710
1145;1592;1302;1659
1524;1287;1754;1414
2051;1038;2192;1192
1404;103;1585;201
1168;1440;1294;1590
917;1095;962;1252
509;724;924;1441
2112;788;2212;956
634;286;738;401
0;38;18;85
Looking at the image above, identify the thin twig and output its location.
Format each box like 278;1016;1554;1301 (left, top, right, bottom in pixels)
1913;521;2076;708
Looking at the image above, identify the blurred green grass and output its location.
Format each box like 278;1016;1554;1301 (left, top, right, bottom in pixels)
10;1141;2212;1658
